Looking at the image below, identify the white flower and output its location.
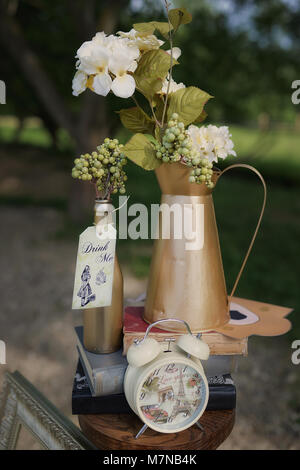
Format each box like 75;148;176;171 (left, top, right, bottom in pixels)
107;38;139;69
159;77;186;95
80;46;112;96
72;70;88;96
104;34;139;61
109;51;136;98
92;32;107;47
117;28;164;53
187;125;237;163
76;39;98;61
73;32;138;98
166;47;182;60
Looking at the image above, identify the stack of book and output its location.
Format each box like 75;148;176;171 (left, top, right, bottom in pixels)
72;305;244;415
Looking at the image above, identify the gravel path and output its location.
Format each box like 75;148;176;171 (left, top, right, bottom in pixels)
0;206;299;449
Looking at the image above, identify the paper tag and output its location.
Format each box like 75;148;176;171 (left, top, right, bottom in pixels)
72;225;116;310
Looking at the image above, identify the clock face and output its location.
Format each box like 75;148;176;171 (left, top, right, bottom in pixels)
137;362;208;431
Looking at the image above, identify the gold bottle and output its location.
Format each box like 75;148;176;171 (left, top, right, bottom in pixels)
83;199;123;353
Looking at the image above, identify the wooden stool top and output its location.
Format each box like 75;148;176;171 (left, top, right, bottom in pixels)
79;409;235;450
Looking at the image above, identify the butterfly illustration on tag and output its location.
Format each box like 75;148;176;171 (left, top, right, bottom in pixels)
96;269;107;286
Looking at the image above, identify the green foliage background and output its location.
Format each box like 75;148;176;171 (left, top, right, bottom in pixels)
1;0;300;126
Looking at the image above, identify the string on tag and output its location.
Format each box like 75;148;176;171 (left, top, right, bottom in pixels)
94;196;130;239
111;195;130;213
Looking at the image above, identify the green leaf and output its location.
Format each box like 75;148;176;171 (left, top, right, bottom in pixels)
133;22;156;34
123;133;161;171
151;21;172;39
133;21;172;39
167;86;212;126
168;8;192;31
152;94;165;122
134;49;177;100
194;109;208;124
144;134;158;145
117;107;154;134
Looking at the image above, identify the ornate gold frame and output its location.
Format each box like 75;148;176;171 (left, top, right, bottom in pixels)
0;371;96;450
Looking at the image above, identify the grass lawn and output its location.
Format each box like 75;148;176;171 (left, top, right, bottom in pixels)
0;119;53;148
229;125;300;184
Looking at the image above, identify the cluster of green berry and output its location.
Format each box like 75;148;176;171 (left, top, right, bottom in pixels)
71;138;127;197
155;113;190;164
188;160;214;189
154;113;215;189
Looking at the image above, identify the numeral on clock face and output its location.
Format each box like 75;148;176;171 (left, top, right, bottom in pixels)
165;363;177;373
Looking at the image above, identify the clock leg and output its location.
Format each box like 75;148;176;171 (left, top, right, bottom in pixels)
135;423;148;439
196;421;205;433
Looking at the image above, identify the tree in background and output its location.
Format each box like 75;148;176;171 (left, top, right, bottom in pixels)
0;0;299;215
0;0;133;151
173;0;300;123
0;0;133;216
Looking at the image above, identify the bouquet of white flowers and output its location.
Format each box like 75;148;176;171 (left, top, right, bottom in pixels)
72;3;236;191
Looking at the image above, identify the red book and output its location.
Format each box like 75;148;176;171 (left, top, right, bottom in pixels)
123;306;248;356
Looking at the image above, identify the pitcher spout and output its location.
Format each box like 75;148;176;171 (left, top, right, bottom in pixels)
155;162;220;196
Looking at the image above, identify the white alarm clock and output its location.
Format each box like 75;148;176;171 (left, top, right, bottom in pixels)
124;319;210;436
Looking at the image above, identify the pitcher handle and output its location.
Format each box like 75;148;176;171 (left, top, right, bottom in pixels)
217;164;267;304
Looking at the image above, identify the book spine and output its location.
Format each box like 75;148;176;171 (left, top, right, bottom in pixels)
206;385;236;411
77;346;125;397
77;346;96;396
123;335;247;356
72;394;132;415
94;367;126;396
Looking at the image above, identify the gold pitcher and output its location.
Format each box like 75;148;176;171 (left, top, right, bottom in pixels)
144;162;266;333
83;199;123;353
